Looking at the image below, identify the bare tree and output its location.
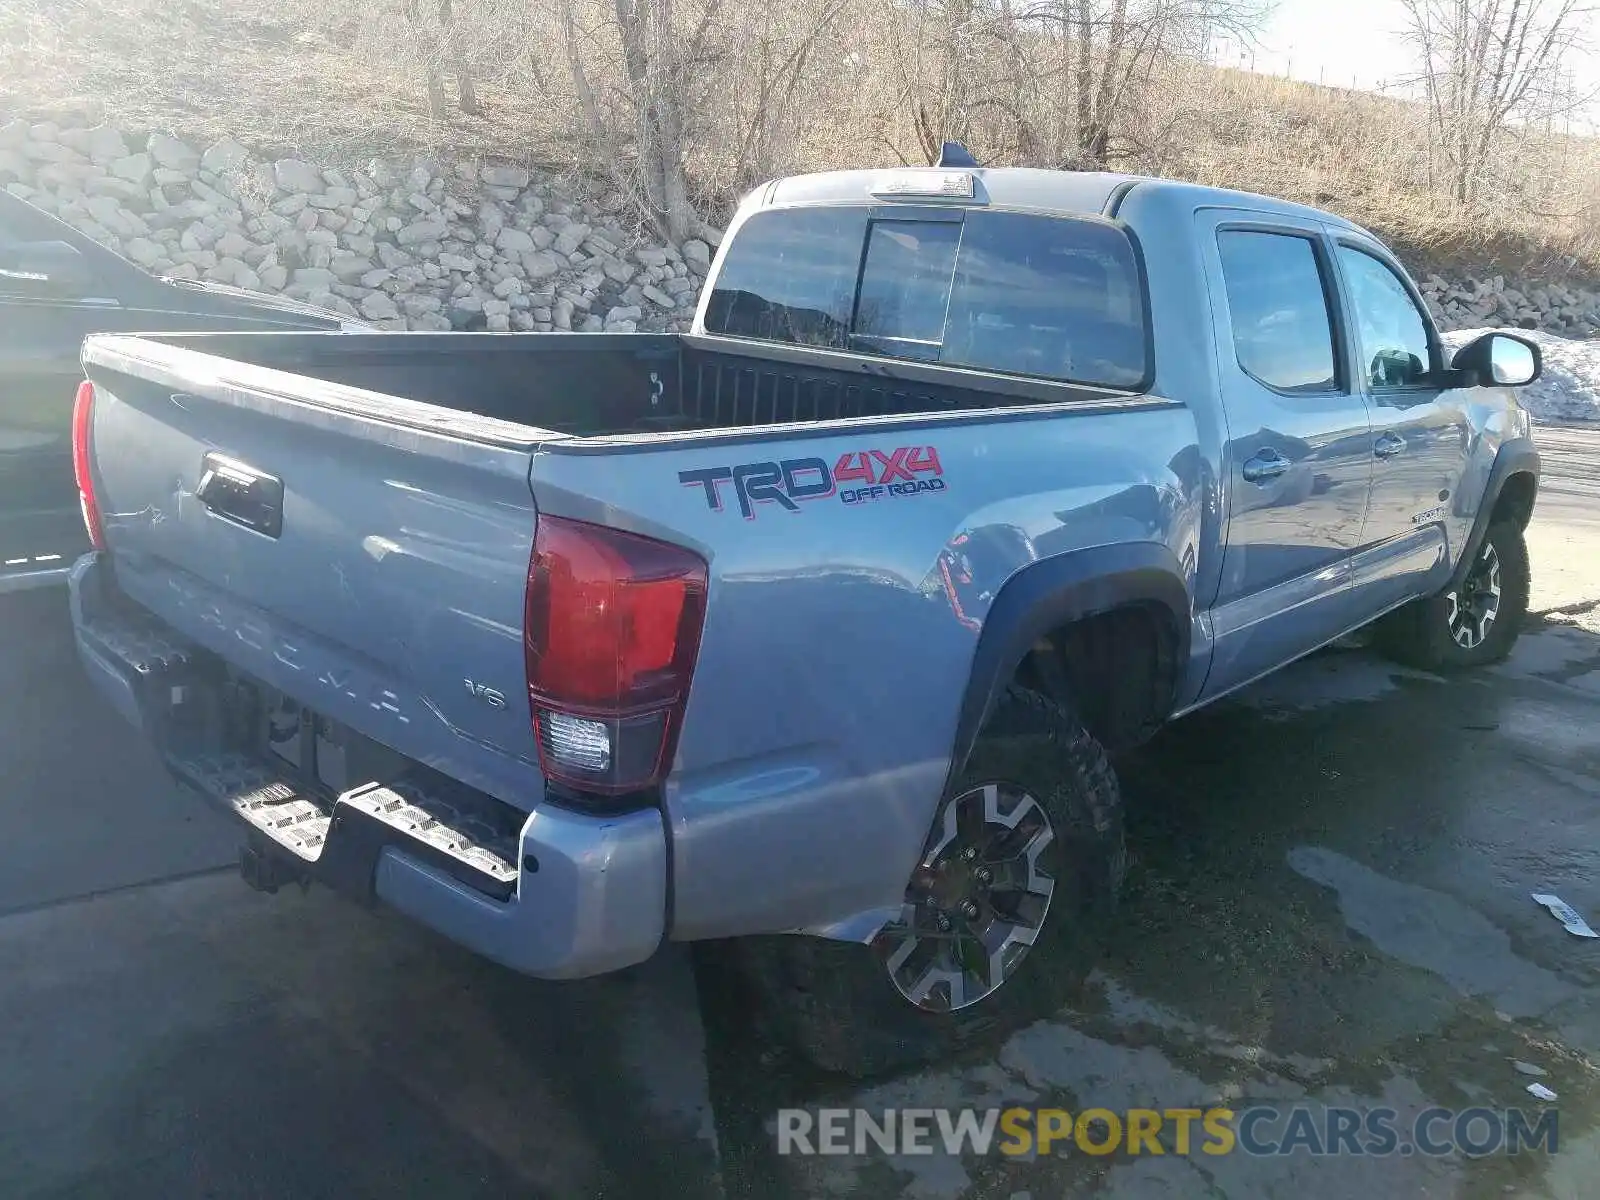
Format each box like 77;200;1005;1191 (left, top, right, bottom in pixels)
897;0;1271;168
908;0;986;159
406;0;481;117
443;0;481;115
556;0;858;240
1040;0;1272;165
559;0;728;241
725;0;852;182
1400;0;1596;204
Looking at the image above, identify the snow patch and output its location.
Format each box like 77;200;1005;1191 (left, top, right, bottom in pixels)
1442;328;1600;422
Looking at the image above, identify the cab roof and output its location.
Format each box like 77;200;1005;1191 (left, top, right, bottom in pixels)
761;167;1371;238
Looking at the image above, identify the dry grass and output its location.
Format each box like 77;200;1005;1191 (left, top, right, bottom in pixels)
3;0;1597;280
0;0;563;165
1137;64;1600;279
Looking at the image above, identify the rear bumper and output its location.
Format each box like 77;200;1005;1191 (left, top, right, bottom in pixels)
69;552;668;980
0;562;74;594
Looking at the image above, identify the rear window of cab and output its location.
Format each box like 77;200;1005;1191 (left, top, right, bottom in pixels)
703;206;1149;390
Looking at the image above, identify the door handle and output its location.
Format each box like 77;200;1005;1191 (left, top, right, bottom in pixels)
197;452;284;538
1241;449;1290;483
1374;433;1407;458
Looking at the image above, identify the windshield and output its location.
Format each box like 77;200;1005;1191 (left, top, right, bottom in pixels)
704;206;1149;390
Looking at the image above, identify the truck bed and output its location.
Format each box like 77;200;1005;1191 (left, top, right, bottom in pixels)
92;330;1129;442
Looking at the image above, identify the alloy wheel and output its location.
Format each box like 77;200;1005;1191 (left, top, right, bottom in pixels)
873;782;1058;1013
1447;541;1502;650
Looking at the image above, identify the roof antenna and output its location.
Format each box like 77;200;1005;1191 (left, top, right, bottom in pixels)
935;141;980;169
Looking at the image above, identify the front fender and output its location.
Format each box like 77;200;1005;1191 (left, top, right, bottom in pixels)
1450;437;1539;590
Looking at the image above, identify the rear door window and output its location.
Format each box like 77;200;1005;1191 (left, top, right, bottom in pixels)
1216;230;1339;394
704;206;1149;389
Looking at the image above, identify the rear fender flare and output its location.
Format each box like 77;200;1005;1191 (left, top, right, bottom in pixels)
946;542;1192;784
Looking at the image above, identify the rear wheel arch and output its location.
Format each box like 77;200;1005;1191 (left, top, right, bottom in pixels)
948;542;1192;777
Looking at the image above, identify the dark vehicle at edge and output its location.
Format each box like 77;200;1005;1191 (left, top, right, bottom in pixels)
0;189;357;592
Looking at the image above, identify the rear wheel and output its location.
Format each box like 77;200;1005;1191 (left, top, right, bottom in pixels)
877;779;1061;1013
736;686;1124;1078
1377;520;1530;670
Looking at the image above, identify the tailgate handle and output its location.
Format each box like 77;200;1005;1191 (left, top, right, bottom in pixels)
197;453;284;539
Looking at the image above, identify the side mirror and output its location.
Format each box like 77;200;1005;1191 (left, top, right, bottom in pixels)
0;240;94;295
1449;331;1541;388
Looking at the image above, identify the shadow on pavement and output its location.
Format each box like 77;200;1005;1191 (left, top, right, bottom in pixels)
0;874;720;1200
0;590;238;915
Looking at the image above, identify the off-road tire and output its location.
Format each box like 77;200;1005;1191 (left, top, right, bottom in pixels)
733;686;1125;1078
1377;520;1530;671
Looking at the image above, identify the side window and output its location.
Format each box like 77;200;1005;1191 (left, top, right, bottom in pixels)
1216;230;1338;394
0;206;48;300
1336;245;1432;388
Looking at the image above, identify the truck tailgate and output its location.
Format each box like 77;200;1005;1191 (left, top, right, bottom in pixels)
80;335;548;809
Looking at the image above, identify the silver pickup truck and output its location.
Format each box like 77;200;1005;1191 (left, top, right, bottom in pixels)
69;160;1542;1075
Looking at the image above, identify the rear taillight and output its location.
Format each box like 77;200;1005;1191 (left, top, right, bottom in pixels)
524;515;707;798
72;380;106;550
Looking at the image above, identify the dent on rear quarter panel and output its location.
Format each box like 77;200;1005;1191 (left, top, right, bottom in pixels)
529;400;1203;941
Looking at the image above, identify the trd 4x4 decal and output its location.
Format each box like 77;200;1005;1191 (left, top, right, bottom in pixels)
679;446;946;520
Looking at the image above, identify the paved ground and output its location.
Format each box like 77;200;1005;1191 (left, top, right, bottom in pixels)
2;421;1597;1200
0;596;722;1200
1524;423;1600;630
